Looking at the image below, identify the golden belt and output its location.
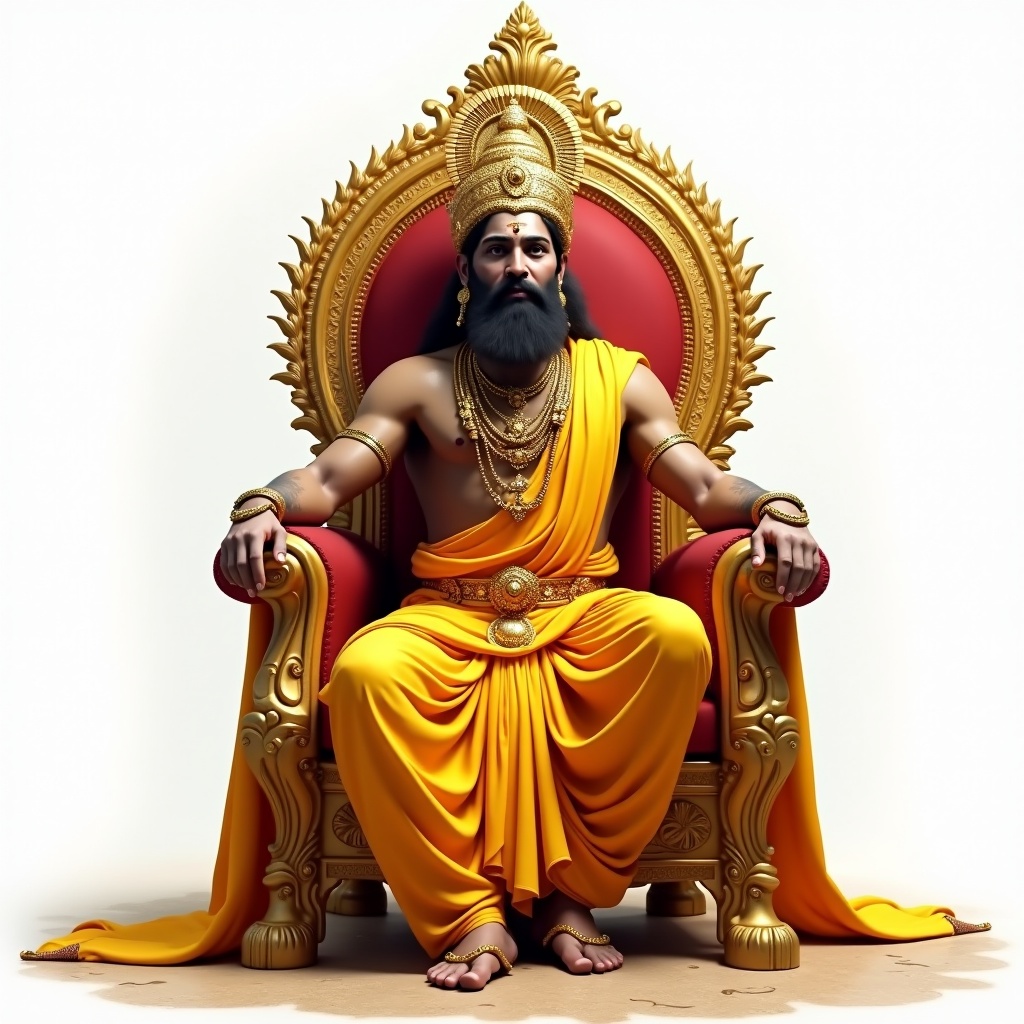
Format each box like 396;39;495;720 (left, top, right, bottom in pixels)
418;566;605;649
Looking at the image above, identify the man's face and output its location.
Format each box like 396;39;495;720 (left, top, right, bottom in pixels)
456;211;569;365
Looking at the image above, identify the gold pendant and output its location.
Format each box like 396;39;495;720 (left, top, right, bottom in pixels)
507;390;526;409
504;412;527;438
487;615;536;648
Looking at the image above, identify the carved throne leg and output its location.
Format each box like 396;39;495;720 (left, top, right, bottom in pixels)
714;543;800;970
646;881;707;917
239;539;328;969
326;879;388;916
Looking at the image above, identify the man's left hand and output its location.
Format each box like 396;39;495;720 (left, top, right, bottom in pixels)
750;516;821;602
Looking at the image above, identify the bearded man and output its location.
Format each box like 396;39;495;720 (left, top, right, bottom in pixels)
218;101;822;990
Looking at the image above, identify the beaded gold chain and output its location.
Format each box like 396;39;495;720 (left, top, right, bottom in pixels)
453;344;572;521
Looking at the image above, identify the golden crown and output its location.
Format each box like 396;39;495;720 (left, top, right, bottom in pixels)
446;86;583;253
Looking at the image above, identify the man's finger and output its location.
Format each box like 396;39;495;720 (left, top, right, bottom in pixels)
797;541;819;595
248;533;267;591
220;541;238;590
750;529;766;567
234;536;256;596
775;535;793;597
272;524;288;564
788;543;807;601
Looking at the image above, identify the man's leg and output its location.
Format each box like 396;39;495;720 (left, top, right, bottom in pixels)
535;589;712;973
323;625;516;989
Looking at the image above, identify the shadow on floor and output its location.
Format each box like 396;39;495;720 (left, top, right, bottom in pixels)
20;888;1006;1021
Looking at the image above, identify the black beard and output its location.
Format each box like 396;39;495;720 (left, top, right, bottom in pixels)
464;269;567;364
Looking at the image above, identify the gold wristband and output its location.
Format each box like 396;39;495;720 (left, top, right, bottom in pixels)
335;428;393;476
751;490;806;526
643;432;697;478
762;504;810;527
229;502;276;523
233;487;286;520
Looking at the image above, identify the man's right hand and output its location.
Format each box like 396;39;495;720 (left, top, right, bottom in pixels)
219;506;288;597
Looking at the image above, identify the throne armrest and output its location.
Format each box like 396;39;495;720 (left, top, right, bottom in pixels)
653;528;830;967
652;528;830;696
213;525;392;691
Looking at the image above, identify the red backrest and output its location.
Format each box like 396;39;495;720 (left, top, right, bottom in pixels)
359;197;689;591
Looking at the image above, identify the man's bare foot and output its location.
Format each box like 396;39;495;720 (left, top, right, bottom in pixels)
426;922;517;991
534;891;624;974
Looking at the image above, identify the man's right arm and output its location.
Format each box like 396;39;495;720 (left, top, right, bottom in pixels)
220;358;423;596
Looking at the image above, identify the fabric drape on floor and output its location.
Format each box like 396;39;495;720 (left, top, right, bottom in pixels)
25;339;960;964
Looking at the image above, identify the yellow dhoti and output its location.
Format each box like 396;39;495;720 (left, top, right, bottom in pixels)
325;589;710;955
25;338;972;963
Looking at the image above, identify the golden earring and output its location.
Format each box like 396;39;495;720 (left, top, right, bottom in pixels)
456;286;470;327
558;288;567;308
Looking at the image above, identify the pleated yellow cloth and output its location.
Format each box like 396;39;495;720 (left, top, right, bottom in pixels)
25;338;972;964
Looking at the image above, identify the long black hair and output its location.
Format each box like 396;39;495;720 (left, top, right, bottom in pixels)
419;216;601;354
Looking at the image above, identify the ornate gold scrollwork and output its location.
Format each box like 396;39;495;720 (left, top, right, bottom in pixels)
712;540;800;970
239;536;329;969
268;4;771;566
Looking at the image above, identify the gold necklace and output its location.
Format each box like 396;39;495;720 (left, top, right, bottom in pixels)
473;359;556;440
453;345;572;520
470;362;560;453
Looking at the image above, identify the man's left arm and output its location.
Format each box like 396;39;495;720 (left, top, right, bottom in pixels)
623;363;820;602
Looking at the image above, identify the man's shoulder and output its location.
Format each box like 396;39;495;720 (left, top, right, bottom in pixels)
375;348;456;382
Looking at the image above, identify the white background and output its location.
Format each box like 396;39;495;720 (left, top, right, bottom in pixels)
2;0;1022;1019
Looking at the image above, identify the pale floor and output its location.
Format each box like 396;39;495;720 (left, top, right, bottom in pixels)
8;887;1022;1024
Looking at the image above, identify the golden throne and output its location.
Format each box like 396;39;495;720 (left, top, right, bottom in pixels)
215;5;830;973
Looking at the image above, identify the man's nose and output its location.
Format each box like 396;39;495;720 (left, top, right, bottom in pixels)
504;250;528;278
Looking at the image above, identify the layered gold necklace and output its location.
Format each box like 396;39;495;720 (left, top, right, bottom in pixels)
453;344;572;521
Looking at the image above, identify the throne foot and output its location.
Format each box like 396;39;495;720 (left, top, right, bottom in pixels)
724;921;799;970
326;879;388;917
241;921;318;970
646;880;707;917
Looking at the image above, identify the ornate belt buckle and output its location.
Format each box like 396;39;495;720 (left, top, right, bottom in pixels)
486;566;540;649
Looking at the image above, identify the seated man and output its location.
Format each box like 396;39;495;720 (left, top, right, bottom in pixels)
220;100;820;991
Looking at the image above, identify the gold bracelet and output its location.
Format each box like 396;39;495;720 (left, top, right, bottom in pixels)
762;504;810;527
335;427;393;476
233;487;286;520
229;502;276;523
643;432;697;478
750;490;806;526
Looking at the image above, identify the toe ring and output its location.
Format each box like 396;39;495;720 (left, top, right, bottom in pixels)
443;944;514;973
541;924;612;948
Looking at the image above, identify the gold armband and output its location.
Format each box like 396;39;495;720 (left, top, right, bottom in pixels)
229;502;276;523
642;432;697;478
335;428;393;476
751;491;810;528
233;487;286;520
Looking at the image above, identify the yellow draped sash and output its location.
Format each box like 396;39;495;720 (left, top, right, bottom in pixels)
25;338;966;963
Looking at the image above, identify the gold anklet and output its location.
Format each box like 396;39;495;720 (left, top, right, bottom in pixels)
443;944;514;973
541;924;611;948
